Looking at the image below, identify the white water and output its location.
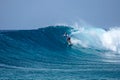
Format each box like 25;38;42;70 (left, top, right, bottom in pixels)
71;26;120;53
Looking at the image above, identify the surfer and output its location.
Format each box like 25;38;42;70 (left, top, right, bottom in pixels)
63;32;72;45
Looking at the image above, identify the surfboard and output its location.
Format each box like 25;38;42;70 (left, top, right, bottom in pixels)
68;42;72;46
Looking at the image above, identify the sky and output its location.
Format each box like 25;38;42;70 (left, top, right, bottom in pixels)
0;0;120;30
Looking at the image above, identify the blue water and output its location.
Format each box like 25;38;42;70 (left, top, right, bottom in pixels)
0;25;120;80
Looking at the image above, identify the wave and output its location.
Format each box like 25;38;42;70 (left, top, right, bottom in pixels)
0;25;120;69
1;25;120;79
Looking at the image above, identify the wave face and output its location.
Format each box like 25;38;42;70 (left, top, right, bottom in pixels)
0;25;120;80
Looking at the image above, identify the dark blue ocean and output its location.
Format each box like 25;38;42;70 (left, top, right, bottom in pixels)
0;25;120;80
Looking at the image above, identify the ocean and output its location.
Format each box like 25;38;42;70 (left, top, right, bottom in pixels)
0;25;120;80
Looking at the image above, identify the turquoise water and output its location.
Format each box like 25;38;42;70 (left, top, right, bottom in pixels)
0;26;120;80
